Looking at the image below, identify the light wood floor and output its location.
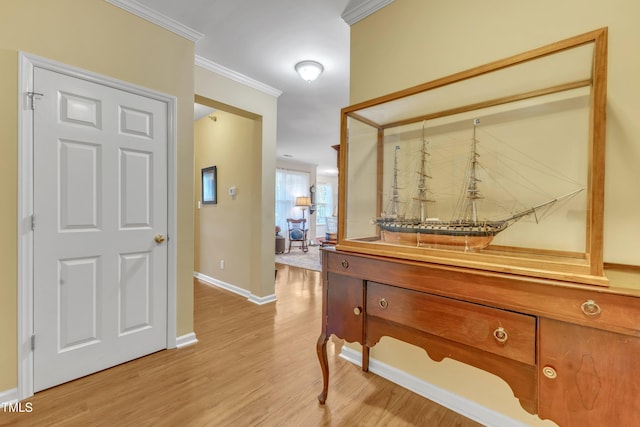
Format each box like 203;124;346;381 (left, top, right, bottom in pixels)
2;264;482;426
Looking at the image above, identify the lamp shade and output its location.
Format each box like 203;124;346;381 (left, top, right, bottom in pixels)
295;60;324;82
295;196;312;207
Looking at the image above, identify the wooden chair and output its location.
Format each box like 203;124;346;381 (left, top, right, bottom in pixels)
286;218;308;253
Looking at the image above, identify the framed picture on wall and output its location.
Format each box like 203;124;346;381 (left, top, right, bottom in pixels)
202;166;217;204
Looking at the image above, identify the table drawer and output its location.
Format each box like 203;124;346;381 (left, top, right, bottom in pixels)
326;251;374;277
367;281;536;365
528;286;640;336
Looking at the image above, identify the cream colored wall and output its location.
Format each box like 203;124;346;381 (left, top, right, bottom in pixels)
194;66;278;298
350;0;640;425
194;111;261;288
0;0;195;392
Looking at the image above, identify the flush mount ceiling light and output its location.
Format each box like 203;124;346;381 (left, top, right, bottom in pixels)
295;60;324;82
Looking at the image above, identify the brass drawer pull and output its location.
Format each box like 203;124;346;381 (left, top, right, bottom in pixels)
581;299;601;316
542;366;558;379
341;259;349;269
378;298;388;309
353;306;362;316
493;327;508;344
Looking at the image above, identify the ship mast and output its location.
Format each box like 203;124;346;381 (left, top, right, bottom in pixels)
462;119;483;222
389;145;401;218
414;121;434;221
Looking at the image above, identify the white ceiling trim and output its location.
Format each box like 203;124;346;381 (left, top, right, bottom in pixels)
341;0;395;26
105;0;204;42
195;55;283;98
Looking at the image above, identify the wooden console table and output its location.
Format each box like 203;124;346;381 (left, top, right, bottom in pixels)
316;249;640;426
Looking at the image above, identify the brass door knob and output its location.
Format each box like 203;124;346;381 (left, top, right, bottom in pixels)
493;327;509;344
581;299;601;316
154;234;166;244
542;366;557;379
353;307;362;315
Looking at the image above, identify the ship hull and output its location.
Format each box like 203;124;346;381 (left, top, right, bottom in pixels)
377;220;507;250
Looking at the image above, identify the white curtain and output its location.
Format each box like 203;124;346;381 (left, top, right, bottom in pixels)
275;168;310;236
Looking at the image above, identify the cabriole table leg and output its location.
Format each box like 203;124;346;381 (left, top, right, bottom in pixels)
316;333;329;404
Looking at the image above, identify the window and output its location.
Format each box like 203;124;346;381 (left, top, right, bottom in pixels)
275;168;310;235
315;183;334;225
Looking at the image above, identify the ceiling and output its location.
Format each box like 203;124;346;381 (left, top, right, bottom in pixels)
134;0;356;176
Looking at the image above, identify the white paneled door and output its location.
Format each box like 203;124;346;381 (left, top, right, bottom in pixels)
32;67;168;392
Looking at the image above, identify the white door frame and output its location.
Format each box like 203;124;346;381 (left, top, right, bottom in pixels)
17;52;178;400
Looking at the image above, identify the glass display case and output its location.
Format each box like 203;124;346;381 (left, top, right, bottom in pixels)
337;28;608;286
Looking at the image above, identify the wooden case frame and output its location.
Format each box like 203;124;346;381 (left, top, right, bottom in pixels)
337;28;608;286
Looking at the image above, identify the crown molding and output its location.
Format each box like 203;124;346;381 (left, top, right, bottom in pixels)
341;0;395;26
105;0;204;42
195;55;283;98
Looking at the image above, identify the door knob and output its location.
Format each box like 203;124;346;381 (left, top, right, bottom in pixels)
154;234;166;244
493;327;509;344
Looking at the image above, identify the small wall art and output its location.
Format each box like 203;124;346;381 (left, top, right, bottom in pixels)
202;166;217;204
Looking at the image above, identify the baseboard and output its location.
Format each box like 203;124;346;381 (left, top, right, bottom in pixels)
175;332;198;348
340;347;529;427
194;272;250;298
0;388;18;405
248;293;277;305
194;272;276;305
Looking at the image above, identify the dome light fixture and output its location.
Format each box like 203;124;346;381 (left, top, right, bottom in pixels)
295;60;324;83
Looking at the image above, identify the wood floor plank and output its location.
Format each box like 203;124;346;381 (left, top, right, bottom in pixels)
2;264;482;426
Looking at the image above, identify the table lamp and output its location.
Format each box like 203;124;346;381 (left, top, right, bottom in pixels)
295;196;312;219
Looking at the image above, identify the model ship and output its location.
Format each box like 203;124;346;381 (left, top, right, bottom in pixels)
375;119;583;250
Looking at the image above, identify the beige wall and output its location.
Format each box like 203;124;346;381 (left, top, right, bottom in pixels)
350;0;640;425
0;0;195;392
194;110;262;289
194;67;278;298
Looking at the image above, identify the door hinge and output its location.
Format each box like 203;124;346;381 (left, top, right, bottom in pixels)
26;91;44;110
31;214;36;230
31;335;35;351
